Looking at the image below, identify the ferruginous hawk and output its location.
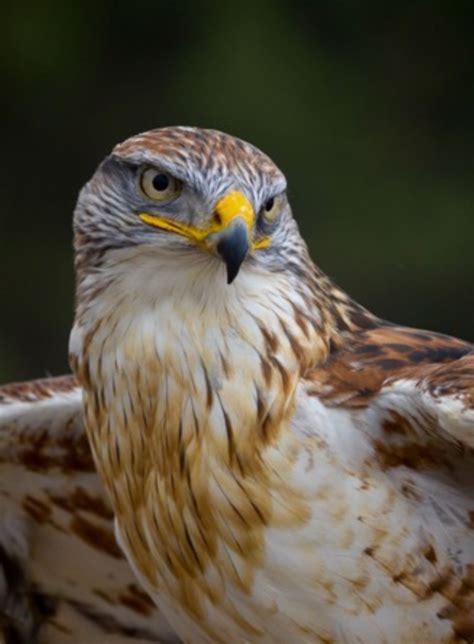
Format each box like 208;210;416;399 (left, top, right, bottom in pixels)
2;127;474;643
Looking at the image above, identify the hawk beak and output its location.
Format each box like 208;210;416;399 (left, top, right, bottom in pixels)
139;190;270;284
212;191;254;284
216;219;249;284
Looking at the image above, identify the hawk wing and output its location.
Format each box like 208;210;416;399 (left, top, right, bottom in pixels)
305;324;474;448
301;325;474;639
0;376;178;643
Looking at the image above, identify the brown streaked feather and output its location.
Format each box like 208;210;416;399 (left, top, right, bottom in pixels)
306;325;473;409
305;323;474;479
0;376;179;643
426;352;474;405
0;375;78;404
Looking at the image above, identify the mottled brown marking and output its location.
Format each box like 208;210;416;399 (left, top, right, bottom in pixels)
71;487;113;519
22;495;52;524
424;544;437;564
219;351;231;378
8;428;94;474
48;620;73;635
114;127;284;186
221;406;237;468
259;323;279;354
270;356;291;396
49;487;113;520
348;307;380;331
260;412;273;443
92;588;114;604
453;616;474;641
259;354;273;387
118;584;155;616
0;375;78;403
436;565;474;641
374;439;454;472
201;361;214;409
383;413;413;437
70;516;123;559
289;302;311;340
307;325;473;410
255;384;266;423
66;599;159;639
376;358;407;370
426;354;474;408
279;319;306;366
400;480;423;502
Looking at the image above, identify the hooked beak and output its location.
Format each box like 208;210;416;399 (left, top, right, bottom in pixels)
211;191;254;284
216;219;249;284
139;190;270;283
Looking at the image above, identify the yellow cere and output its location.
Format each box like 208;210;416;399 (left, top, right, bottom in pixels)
213;190;254;230
139;190;271;250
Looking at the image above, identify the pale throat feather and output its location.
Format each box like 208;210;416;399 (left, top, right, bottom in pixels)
70;249;327;596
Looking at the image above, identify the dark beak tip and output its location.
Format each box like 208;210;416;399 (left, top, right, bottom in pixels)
216;223;249;285
226;266;238;284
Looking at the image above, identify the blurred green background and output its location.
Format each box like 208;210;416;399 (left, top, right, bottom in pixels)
1;1;473;383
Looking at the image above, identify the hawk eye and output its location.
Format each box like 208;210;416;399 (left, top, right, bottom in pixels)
139;168;182;202
264;197;274;211
152;174;169;191
260;195;280;222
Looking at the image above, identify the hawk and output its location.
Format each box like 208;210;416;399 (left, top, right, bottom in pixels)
1;127;474;642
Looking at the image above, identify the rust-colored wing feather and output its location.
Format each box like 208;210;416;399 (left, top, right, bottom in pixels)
306;323;474;473
0;376;179;643
308;325;473;413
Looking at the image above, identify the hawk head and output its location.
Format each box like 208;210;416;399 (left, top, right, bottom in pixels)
73;127;304;286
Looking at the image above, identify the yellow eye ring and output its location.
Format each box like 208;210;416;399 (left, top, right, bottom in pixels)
139;167;182;202
261;194;281;222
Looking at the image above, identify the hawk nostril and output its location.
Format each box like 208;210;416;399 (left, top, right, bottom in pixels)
213;212;222;225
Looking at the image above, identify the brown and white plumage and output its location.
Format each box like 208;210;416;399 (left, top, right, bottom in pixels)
0;377;177;642
3;126;474;642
